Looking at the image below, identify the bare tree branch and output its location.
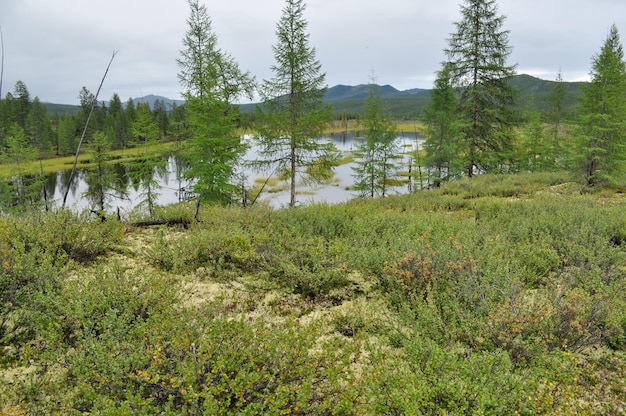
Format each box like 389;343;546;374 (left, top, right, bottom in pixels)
62;51;118;209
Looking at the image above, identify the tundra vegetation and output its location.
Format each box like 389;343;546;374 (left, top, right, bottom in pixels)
1;0;626;413
1;172;625;414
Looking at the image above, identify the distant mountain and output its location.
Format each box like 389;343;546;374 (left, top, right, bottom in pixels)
43;74;584;120
43;95;185;116
509;74;584;111
325;84;424;100
126;94;185;110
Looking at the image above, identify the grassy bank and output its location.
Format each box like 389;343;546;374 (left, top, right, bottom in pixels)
0;141;182;179
1;172;625;414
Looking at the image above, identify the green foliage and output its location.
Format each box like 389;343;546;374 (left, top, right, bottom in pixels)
83;131;122;213
177;0;254;210
445;0;518;175
131;102;159;146
0;209;123;354
352;82;402;197
422;63;463;186
3;172;626;414
574;24;626;187
255;0;334;207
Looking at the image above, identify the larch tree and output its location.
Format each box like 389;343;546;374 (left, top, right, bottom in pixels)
3;123;37;207
105;93;131;150
255;0;334;207
445;0;517;176
575;24;626;187
132;102;159;148
83;131;124;220
351;80;400;198
131;102;163;218
177;0;254;217
422;63;462;187
546;70;567;162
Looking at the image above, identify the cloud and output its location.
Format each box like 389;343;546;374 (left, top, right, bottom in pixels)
1;0;624;104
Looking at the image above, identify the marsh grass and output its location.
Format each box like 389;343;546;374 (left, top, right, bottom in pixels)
0;141;178;179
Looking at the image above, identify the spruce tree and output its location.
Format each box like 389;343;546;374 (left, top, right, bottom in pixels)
445;0;517;176
575;24;626;187
105;93;131;150
255;0;334;207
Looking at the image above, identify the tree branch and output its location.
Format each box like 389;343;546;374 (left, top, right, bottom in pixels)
62;51;118;209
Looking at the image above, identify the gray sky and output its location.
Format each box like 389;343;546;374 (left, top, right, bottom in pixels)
1;0;625;105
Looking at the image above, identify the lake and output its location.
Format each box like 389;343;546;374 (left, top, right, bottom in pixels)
47;132;425;213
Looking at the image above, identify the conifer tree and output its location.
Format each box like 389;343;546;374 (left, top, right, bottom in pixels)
575;24;626;187
3;123;37;207
132;102;159;146
445;0;517;176
12;81;31;129
83;131;118;217
177;0;254;216
546;70;567;162
25;97;54;157
105;93;131;150
153;99;169;139
130;102;163;218
352;81;399;198
422;63;462;186
255;0;334;207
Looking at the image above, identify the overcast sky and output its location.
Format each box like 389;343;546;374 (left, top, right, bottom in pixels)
2;0;625;105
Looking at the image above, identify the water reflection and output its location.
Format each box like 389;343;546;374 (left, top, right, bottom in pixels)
46;133;425;212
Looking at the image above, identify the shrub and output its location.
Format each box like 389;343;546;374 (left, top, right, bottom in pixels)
0;209;123;352
263;233;351;299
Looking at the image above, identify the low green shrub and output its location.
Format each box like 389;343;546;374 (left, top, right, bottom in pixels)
0;209;123;353
18;280;361;414
263;233;351;298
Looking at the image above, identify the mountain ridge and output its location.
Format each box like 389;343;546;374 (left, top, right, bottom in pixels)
43;74;583;119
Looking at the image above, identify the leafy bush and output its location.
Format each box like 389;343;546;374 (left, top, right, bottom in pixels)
14;268;360;414
0;209;123;352
262;233;350;298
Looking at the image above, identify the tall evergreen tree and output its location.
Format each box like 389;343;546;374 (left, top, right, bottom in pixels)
105;93;131;150
352;81;400;198
516;102;552;172
56;115;77;156
255;0;334;207
575;24;626;187
25;97;54;156
125;97;136;125
422;63;462;186
132;102;159;146
151;99;169;139
445;0;517;176
168;102;189;143
76;87;97;141
3;124;36;206
83;131;119;218
177;0;254;216
546;70;567;159
12;81;31;129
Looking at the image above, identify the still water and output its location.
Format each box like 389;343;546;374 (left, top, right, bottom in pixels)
50;133;424;213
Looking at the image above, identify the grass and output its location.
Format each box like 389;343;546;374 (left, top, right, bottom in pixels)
0;140;179;179
325;119;425;135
